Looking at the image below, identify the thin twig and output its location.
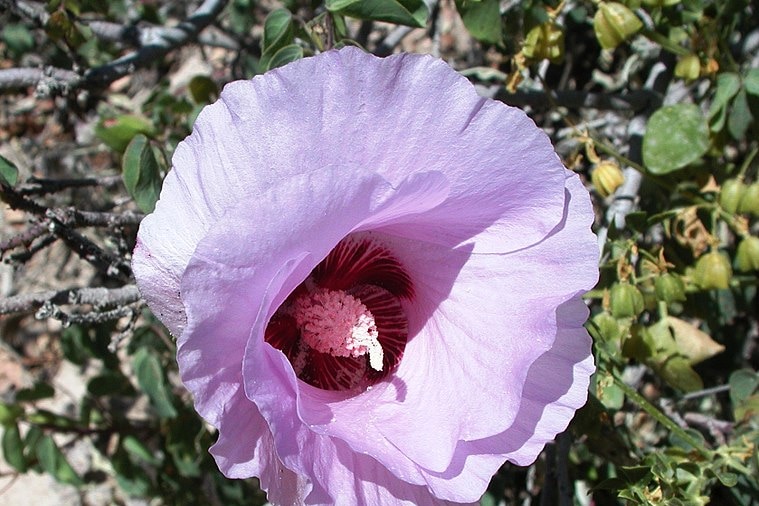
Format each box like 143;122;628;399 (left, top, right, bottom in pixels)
6;234;56;263
47;208;144;228
47;219;131;277
1;183;132;275
0;223;48;254
0;284;140;315
18;175;123;196
36;300;138;325
680;384;731;401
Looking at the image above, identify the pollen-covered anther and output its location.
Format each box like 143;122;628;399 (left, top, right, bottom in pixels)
292;288;384;371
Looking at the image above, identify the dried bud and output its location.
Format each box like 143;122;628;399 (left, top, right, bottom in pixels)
591;160;625;198
594;2;644;50
719;178;746;214
735;236;759;272
610;282;645;318
655;273;687;304
675;54;701;82
694;251;732;290
737;182;759;216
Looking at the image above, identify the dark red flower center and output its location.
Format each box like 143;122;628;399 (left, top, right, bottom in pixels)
264;235;412;391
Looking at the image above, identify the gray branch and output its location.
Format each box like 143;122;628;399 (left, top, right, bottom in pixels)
47;208;145;228
0;284;140;315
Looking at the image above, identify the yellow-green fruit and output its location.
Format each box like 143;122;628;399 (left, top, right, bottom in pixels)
592;311;621;341
737;182;759;216
655;273;687;304
610;282;645;318
594;2;644;50
694;251;732;290
719;178;747;214
591;161;625;197
522;23;565;62
735;236;759;272
675;54;701;81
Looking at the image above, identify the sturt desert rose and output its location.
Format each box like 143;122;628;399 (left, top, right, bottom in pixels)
133;47;599;505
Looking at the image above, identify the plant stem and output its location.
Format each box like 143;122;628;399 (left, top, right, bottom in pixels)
612;375;711;458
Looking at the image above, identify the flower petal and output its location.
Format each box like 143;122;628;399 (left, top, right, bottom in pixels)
209;386;310;505
134;47;569;336
214;47;568;253
294;171;597;476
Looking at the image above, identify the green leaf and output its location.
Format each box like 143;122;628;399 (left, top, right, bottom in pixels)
133;348;177;418
1;24;35;57
709;72;741;131
122;435;162;465
27;409;79;429
743;68;759;96
260;8;294;70
15;382;55;402
2;423;28;472
727;88;753;141
35;435;83;486
0;154;19;187
188;75;218;104
112;448;153;496
60;325;92;365
455;0;502;44
714;470;739;487
729;369;759;406
0;403;24;426
268;44;304;70
122;134;162;213
87;371;134;397
642;104;710;174
326;0;428;27
595;371;625;410
166;411;203;477
95;114;155;152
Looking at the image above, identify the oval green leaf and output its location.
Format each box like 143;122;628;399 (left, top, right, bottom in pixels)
122;134;163;213
326;0;428;27
268;44;304;70
2;423;28;472
0;154;19;187
133;348;177;419
455;0;502;45
642;104;710;174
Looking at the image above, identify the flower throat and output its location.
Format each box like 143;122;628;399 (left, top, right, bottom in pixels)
264;236;412;391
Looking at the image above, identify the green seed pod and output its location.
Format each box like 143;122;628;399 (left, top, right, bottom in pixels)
610;282;645;318
719;178;747;214
591;160;625;198
694;251;732;290
674;54;701;81
592;311;621;341
737;182;759;216
735;236;759;272
655;273;687;304
522;23;565;63
594;2;644;50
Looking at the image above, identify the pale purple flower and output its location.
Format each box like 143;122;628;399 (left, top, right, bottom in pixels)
132;47;598;505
